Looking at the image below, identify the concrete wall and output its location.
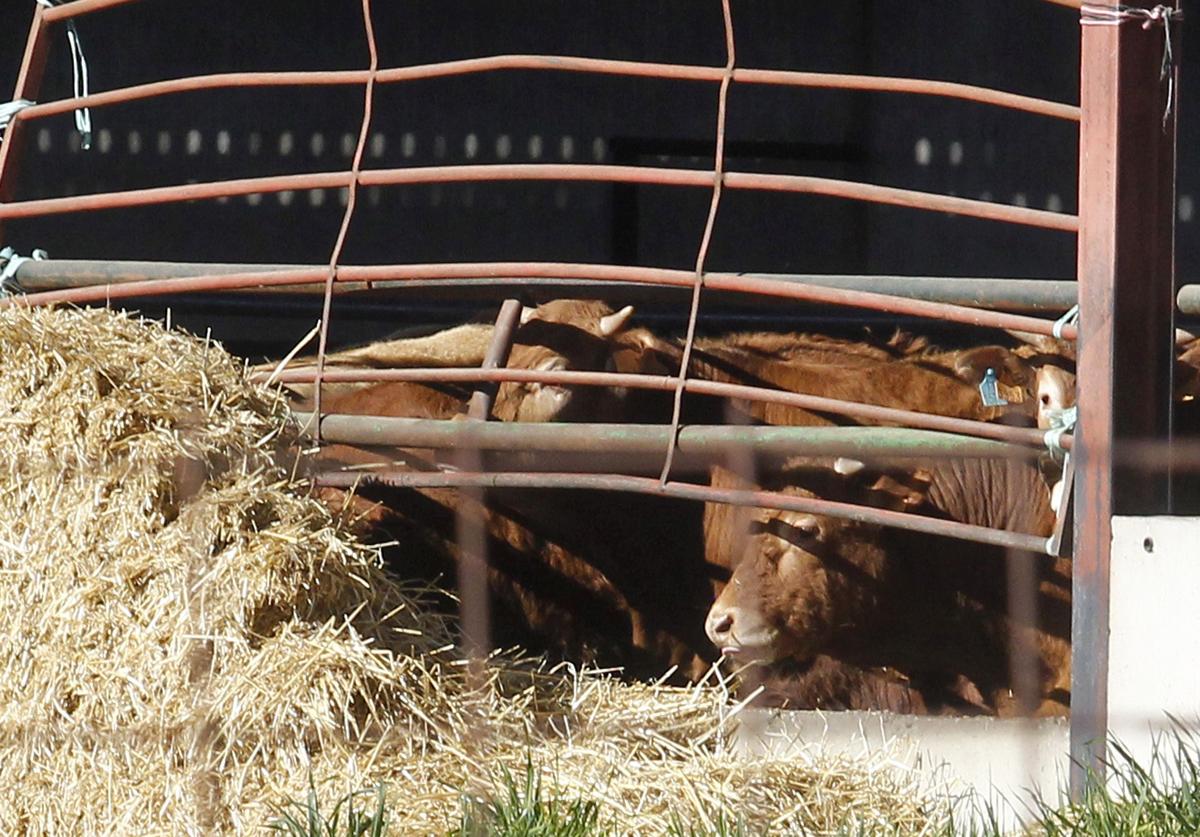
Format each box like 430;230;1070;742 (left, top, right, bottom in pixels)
735;708;1069;827
733;516;1200;827
1109;516;1200;771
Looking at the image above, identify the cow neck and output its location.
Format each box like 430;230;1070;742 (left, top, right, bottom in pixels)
917;458;1055;537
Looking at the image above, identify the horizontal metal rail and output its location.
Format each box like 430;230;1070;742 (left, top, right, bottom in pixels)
0;163;1079;232
13;57;1080;123
0;259;1074;311
20;259;1200;318
37;0;1086;24
39;0;144;22
295;414;1048;461
0;261;1081;340
313;468;1054;555
285;373;1069;452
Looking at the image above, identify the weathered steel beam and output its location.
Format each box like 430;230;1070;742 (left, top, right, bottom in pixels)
1071;0;1181;794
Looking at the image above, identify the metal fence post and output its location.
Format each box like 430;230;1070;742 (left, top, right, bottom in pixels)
1072;0;1181;795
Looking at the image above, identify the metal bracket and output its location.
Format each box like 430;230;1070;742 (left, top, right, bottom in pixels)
1046;454;1075;558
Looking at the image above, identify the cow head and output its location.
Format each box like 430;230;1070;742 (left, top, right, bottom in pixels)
705;462;925;665
491;299;640;422
1034;365;1076;430
1007;329;1200;428
1001;333;1077;429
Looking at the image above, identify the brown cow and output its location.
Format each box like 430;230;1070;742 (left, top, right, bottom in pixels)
275;299;643;421
287;306;1064;691
704;456;1070;716
615;326;1045;428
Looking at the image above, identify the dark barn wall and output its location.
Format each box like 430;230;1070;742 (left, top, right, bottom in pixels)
0;1;1192;338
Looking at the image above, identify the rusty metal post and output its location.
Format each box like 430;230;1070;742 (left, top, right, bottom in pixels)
1072;0;1181;794
466;299;524;420
455;299;523;658
0;6;52;236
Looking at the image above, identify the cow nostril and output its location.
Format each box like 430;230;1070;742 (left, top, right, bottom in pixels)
711;612;733;636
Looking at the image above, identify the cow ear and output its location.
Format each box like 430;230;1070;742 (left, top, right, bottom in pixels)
833;457;865;476
598;305;636;338
952;346;1024;386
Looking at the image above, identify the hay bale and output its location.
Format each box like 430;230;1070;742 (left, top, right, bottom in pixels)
0;307;954;834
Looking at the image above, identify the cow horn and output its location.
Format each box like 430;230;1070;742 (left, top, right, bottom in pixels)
598;305;636;337
833;457;865;476
1177;327;1197;347
519;305;537;325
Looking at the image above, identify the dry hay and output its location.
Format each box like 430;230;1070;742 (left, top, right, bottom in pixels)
0;306;956;835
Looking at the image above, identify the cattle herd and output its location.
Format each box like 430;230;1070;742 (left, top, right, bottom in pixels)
267;299;1200;718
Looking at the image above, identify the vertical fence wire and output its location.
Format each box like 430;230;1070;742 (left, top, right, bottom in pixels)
659;0;736;485
311;0;380;443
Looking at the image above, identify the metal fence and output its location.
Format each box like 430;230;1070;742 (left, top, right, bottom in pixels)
0;0;1184;797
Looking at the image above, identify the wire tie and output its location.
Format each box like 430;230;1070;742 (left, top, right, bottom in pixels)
1080;4;1183;129
1043;405;1077;463
1052;303;1079;340
0;246;48;296
0;100;34;136
35;1;92;149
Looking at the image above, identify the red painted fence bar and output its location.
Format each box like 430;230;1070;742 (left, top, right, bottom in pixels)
13;58;1081;124
40;0;147;22
0;261;1081;340
312;469;1055;555
0;163;1079;231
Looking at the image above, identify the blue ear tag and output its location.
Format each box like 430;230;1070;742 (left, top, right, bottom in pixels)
978;367;1009;408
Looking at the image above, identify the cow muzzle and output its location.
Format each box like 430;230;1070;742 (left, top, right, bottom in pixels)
704;603;779;663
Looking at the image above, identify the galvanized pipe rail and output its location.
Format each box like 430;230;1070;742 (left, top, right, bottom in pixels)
295;414;1047;462
282;371;1070;453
